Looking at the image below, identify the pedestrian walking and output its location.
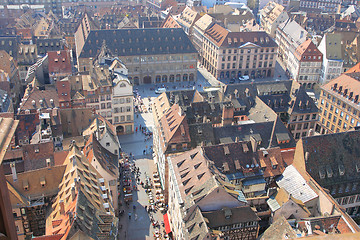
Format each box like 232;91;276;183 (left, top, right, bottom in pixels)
135;214;138;221
136;127;138;133
128;212;131;219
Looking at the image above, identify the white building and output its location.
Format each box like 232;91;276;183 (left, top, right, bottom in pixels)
318;33;344;84
111;60;134;135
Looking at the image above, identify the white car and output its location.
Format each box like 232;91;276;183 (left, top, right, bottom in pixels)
155;88;166;94
239;75;250;81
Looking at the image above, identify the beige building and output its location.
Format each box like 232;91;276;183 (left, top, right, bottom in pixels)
318;72;360;134
202;24;278;79
260;2;289;38
75;28;198;85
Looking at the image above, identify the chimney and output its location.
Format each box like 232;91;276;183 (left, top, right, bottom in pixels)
250;136;258;152
221;105;234;126
59;200;65;215
10;163;17;182
71;186;76;201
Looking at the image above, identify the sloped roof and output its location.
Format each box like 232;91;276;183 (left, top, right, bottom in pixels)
288;87;318;115
84;134;118;176
79;28;197;58
159;104;191;152
278;19;308;48
301;130;360;198
276;165;318;203
213;119;295;149
6;165;66;201
161;14;182;28
203;206;259;228
260;216;297;240
324;33;343;60
20;87;60;111
294;39;323;62
169;147;213;199
47;143;117;239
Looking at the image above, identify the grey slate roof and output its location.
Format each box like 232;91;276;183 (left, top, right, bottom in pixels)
302;130;360;198
288;87;318;115
79;28;197;58
0;36;19;59
278;19;308;48
213;118;296;149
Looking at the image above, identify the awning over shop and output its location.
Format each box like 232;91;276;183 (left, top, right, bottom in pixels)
163;213;171;234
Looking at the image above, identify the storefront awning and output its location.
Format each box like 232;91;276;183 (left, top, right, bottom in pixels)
163;213;171;234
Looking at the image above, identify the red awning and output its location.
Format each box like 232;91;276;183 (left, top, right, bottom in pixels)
163;213;172;234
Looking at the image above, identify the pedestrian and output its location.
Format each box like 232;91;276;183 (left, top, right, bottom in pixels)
135;213;138;221
143;150;146;155
128;212;131;219
136;127;138;133
145;205;148;211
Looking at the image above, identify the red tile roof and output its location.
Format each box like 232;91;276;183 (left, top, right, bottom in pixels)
294;39;323;62
48;50;72;75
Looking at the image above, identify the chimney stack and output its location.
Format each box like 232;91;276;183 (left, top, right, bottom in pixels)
250;136;258;152
59;200;65;215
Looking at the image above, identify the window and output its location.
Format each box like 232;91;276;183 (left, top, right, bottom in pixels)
106;142;110;146
126;106;131;112
127;115;131;121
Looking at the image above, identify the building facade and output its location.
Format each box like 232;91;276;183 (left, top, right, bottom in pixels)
318;72;360;134
276;19;308;72
287;87;319;140
287;39;323;88
318;33;344;84
76;28;198;85
203;24;278;80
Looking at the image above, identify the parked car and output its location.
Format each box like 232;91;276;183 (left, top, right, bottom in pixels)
229;78;235;84
155;88;166;94
239;75;250;81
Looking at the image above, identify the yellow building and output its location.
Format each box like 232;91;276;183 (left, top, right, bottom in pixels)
318;72;360;134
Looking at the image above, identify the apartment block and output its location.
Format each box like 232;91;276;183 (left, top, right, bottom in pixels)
287;39;323;88
202;24;277;80
318;72;360;134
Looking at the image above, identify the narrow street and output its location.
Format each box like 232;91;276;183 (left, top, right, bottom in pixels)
117;96;167;240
